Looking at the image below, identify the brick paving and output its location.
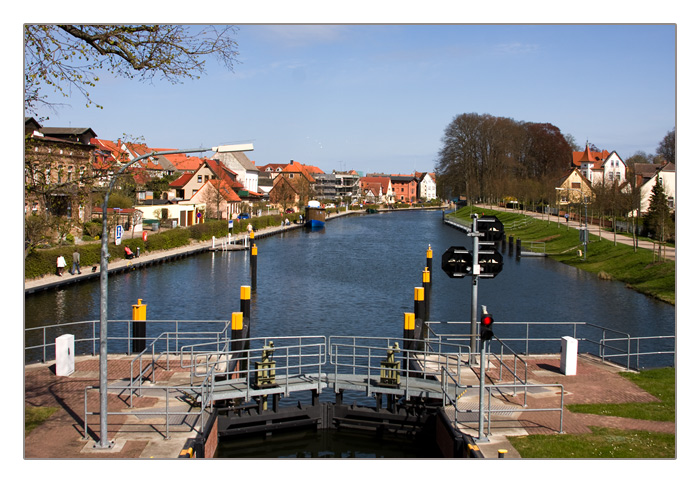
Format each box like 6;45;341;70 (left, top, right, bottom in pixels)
484;355;675;436
24;352;674;459
24;355;194;459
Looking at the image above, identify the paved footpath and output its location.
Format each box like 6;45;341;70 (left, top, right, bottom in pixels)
23;353;674;459
473;204;675;261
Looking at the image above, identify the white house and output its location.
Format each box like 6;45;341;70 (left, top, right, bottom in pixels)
573;144;627;186
417;172;437;201
213;151;259;194
638;162;676;214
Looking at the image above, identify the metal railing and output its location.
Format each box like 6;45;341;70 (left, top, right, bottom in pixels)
83;368;217;441
440;366;565;436
519;240;546;255
425;320;673;370
25;319;230;364
127;324;230;407
179;335;328;400
328;335;474;394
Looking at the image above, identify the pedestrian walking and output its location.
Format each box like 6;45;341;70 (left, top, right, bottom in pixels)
70;250;81;275
56;255;66;276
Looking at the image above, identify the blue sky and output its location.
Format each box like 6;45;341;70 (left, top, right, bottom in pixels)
29;24;676;176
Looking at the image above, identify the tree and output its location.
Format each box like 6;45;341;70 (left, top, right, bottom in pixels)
656;128;676;165
25;24;239;115
644;176;674;243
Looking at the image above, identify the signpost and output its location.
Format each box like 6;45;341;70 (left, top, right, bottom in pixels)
115;225;123;246
441;213;505;443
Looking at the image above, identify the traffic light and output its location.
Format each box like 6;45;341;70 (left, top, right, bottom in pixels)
476;216;504;243
480;307;494;341
441;246;473;278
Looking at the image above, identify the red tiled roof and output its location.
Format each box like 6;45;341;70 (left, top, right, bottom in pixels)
572;146;609;169
170;172;194;188
203;179;242;202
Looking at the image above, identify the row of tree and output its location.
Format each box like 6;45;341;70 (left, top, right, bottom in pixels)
434;113;573;204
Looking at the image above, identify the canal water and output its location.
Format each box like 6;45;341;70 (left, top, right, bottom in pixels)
24;210;675;457
25;209;675;348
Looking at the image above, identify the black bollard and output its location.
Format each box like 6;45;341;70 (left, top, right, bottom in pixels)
516;238;521;259
508;235;514;256
426;245;433;274
422;268;431;322
251;244;258;291
131;299;147;354
403;312;415;377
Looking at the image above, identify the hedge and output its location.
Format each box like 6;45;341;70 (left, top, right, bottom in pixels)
25;216;287;280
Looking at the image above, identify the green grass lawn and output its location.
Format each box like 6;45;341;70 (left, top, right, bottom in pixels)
25;406;59;436
508;427;675;458
450;207;675;304
567;367;675;422
508;368;675;458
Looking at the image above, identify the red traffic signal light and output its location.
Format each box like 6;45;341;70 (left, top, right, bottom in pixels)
480;311;494;341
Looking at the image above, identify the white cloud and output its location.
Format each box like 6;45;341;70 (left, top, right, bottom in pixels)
254;25;350;47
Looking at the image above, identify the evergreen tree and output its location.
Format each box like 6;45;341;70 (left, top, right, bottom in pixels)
644;176;673;242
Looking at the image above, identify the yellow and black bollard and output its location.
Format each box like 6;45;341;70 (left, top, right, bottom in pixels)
422;267;431;321
403;312;415;376
250;244;258;291
228;312;243;376
131;299;147;354
239;286;252;372
240;285;251;338
426;244;433;274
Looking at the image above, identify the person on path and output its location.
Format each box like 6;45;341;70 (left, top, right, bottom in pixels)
56;255;66;276
70;250;81;275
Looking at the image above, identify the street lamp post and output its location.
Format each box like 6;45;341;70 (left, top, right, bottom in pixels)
556;187;588;260
93;143;252;449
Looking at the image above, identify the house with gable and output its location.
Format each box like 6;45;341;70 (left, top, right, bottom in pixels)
213;151;259;194
572;144;627;186
169;158;239;199
416;172;437;201
189;178;242;220
554;168;593;206
268;161;317;209
633;162;676;214
360;176;394;204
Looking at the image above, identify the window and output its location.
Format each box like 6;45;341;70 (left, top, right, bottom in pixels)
197;175;202;183
572;182;581;189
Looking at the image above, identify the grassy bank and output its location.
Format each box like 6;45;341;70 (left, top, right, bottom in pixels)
508;368;675;458
450;207;675;305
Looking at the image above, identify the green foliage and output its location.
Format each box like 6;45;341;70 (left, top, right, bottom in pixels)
509;427;675;458
452;206;675;304
143;227;190;251
25;216;291;279
187;220;230;241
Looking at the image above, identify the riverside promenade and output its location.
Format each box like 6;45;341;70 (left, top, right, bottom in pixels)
24;209;358;294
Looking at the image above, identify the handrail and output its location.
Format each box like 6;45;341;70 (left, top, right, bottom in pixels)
179;335;328;401
25;319;230;363
440;366;565;436
487;336;529;406
328;335;473;397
